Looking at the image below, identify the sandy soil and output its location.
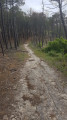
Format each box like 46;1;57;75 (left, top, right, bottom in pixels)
0;44;67;120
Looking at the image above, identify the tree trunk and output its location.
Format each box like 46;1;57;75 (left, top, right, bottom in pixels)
0;1;8;49
59;1;67;39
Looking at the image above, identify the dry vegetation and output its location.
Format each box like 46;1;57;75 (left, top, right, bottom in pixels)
0;45;29;119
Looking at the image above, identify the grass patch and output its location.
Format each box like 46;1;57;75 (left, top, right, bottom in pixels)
15;52;28;62
13;45;29;62
29;42;67;76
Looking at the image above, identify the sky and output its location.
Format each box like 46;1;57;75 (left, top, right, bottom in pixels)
20;0;67;16
22;0;42;13
21;0;59;16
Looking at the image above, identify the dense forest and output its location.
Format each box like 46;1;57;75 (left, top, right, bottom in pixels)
0;0;67;55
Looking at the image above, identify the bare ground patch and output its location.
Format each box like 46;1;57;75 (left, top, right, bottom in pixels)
25;75;35;90
27;80;35;90
22;94;42;106
49;113;56;119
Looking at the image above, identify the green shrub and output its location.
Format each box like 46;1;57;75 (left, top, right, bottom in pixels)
56;53;63;61
42;46;51;53
48;51;58;57
64;54;67;60
43;37;67;54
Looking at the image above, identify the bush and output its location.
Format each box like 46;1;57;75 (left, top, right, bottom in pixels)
43;37;67;54
64;54;67;60
48;51;58;57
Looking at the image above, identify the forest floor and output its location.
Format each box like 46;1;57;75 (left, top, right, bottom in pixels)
0;44;67;120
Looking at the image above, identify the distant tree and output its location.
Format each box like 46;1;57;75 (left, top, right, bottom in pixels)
51;0;67;39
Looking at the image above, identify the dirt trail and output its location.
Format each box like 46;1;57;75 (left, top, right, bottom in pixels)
2;44;67;120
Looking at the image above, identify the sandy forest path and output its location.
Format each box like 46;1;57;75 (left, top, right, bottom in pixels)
2;44;67;120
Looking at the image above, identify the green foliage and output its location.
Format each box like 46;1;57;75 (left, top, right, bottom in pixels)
37;42;42;48
64;53;67;60
43;37;67;54
48;50;59;57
